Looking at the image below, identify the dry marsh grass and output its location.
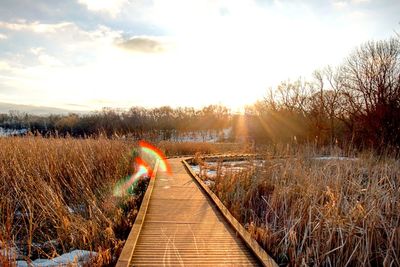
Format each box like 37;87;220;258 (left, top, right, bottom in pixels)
0;137;238;265
0;137;148;266
208;150;400;266
159;141;247;156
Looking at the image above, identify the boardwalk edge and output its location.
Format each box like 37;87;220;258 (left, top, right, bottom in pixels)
182;157;278;267
116;160;160;267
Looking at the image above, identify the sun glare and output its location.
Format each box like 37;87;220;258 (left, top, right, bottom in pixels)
78;1;368;110
0;0;392;111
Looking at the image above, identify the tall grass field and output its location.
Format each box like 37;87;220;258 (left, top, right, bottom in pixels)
2;136;399;266
203;149;400;266
0;137;238;265
0;137;147;266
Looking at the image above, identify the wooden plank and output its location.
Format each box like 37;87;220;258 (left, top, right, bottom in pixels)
182;159;278;267
115;160;160;267
118;156;277;267
129;158;263;266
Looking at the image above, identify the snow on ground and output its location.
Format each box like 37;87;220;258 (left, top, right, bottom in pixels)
191;160;264;181
168;128;232;143
0;127;28;137
15;250;97;267
191;156;358;185
312;156;358;161
0;127;233;142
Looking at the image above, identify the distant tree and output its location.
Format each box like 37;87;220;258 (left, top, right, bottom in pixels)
55;114;79;135
341;38;400;148
312;67;345;144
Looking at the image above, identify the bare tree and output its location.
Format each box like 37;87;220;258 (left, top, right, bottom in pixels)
312;66;346;144
341;38;400;147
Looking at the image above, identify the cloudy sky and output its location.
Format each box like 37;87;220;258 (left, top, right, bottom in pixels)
0;0;399;111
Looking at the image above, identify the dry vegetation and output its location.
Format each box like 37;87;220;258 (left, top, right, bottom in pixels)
158;141;247;156
0;137;148;266
203;148;400;266
0;137;236;265
2;134;398;266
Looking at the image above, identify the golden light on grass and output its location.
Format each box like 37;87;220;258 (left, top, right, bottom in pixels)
0;137;139;265
0;137;245;265
234;114;249;143
202;147;400;266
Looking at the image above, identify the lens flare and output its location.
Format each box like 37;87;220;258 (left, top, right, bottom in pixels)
113;164;148;197
113;140;170;197
139;140;171;175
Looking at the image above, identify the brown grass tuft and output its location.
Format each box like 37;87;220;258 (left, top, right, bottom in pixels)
208;149;400;266
0;136;148;266
158;141;247;156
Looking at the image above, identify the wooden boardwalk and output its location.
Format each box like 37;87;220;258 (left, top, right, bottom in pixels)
118;158;276;266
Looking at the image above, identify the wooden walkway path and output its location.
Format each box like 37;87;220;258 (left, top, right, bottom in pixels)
117;157;276;266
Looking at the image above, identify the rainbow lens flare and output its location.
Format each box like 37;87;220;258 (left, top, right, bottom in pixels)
113;140;170;197
139;140;171;175
113;164;148;197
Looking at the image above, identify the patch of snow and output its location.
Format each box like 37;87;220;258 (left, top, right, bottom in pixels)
31;239;59;252
312;156;358;161
222;128;232;138
14;211;30;219
204;180;215;187
0;127;28;137
205;160;264;167
16;261;29;267
170;128;232;143
16;250;97;267
66;204;87;214
67;206;74;213
32;259;51;265
191;159;265;183
207;170;217;176
191;165;200;174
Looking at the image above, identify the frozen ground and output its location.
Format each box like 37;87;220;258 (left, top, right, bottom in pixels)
1;243;96;266
13;250;97;267
191;156;358;184
312;156;358;161
191;159;264;180
0;127;27;137
159;128;232;143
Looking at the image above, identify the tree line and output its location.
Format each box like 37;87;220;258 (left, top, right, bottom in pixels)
0;105;231;140
239;37;400;151
2;37;400;151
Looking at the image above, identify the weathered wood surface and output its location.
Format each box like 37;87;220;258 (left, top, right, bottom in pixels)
182;159;277;267
122;157;276;266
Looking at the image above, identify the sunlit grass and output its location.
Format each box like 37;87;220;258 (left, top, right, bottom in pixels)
158;141;248;156
0;137;241;265
204;147;400;266
0;137;149;266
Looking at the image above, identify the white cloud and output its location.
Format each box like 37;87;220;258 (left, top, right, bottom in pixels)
38;54;62;66
0;33;7;40
0;0;392;110
0;21;122;53
332;0;369;9
30;47;44;55
352;0;369;3
0;21;74;33
77;0;128;17
0;61;11;71
332;0;349;9
0;22;129;109
117;36;174;53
